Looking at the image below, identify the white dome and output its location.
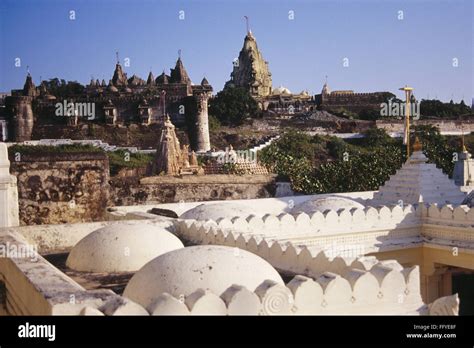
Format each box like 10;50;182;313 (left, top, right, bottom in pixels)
272;85;291;95
66;222;184;272
180;202;258;221
123;245;283;308
291;196;365;214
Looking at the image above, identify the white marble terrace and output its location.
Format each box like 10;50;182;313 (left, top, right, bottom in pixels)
0;145;468;315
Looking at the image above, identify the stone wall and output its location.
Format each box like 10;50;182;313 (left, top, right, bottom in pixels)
9;152;110;225
376;119;474;133
110;174;277;206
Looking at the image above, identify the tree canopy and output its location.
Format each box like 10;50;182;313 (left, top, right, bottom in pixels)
208;87;258;126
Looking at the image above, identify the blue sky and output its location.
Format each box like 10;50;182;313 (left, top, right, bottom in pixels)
0;0;472;102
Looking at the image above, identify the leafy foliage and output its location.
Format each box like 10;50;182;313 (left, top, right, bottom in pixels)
259;126;460;194
420;99;472;118
42;78;85;98
208;114;221;132
108;150;154;176
414;125;456;177
8;144;103;155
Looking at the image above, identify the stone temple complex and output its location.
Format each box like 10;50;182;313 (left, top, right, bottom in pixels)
0;56;212;152
0;140;470;316
224;27;393;115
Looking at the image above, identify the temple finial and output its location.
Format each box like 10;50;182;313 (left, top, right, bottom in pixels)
178;49;181;59
244;15;250;34
115;51;119;64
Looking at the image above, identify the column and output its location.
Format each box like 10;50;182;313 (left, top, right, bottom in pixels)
0;143;19;228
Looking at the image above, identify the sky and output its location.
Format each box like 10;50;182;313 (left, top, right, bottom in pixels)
0;0;472;102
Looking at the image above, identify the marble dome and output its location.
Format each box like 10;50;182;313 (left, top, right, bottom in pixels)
123;245;283;308
291;196;365;214
180;202;258;221
272;85;292;95
66;222;184;272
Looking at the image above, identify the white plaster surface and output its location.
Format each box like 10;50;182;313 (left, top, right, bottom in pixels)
372;150;465;205
66;222;184;272
123;245;283;308
291;196;365;214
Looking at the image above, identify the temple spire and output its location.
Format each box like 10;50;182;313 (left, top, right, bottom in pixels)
244;15;250;34
170;55;191;84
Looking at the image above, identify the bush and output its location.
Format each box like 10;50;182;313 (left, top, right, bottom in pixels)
362;128;394;147
258;126;462;194
108;150;154;176
208;114;221;132
8;144;103;156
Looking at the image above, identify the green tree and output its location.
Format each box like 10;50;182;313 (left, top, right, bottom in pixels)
208;87;258;126
414;125;456;177
362;128;393;147
44;78;85;97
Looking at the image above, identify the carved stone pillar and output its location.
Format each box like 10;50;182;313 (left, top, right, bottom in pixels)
0;143;19;228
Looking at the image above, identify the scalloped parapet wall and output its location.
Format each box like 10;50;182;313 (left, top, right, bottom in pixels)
176;201;474;252
422;203;474;227
175;219;417;280
177;204;422;239
420;203;474;247
82;268;424;315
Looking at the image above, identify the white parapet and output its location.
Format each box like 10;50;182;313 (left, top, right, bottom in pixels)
0;142;19;228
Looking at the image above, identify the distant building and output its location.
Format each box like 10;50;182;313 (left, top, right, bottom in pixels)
224;28;393;116
314;81;395;113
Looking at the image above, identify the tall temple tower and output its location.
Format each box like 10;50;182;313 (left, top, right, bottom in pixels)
5;73;35;141
224;18;272;98
193;78;212;152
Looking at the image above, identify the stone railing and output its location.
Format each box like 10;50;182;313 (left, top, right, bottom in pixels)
420;204;474;248
0;232;118;315
422;204;474;226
